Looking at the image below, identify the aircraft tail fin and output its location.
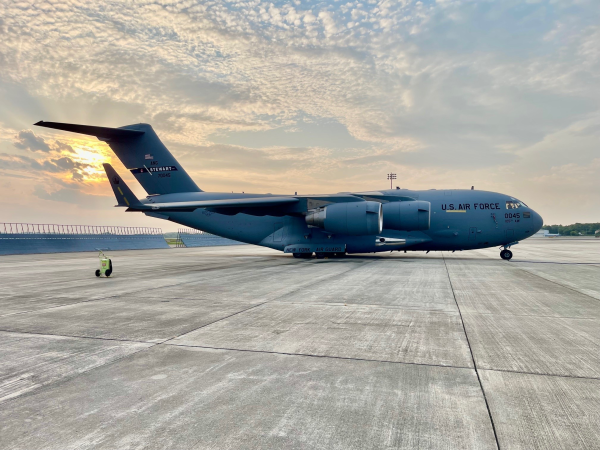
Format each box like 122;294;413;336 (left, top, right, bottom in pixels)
35;121;202;195
103;163;143;208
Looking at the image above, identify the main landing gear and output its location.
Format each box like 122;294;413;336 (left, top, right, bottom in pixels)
500;249;513;261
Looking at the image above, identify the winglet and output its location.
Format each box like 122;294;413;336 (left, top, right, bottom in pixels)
103;163;144;208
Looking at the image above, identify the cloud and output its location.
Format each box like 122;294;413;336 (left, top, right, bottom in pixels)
33;185;113;209
13;130;52;152
55;141;75;153
0;152;92;186
13;129;74;153
0;0;599;223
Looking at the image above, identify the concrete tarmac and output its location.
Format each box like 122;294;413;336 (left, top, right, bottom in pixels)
0;239;599;449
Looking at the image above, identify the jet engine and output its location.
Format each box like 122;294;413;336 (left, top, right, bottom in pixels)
305;201;382;235
382;201;430;231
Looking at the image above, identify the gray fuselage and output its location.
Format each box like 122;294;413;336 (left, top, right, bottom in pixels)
145;188;544;254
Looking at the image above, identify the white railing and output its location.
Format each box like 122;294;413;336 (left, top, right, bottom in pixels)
0;223;163;236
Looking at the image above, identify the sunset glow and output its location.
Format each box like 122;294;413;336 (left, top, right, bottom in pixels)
0;0;598;228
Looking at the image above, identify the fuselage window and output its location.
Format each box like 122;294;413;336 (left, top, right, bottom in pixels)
506;201;521;209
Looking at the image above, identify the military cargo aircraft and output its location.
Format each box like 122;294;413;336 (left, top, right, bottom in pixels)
35;121;543;260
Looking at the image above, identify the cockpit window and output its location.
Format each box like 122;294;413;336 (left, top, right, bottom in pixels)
506;201;526;209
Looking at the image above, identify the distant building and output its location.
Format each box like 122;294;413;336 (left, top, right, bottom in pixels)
533;230;560;238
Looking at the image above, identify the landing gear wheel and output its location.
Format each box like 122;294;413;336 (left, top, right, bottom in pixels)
95;269;101;277
500;249;513;261
315;252;325;259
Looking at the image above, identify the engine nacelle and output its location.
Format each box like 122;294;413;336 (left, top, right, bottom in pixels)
382;201;431;231
305;201;382;235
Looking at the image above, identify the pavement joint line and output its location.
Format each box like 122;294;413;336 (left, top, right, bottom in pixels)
162;342;475;371
268;300;460;313
513;266;600;304
156;261;384;348
0;259;287;318
446;258;600;304
0;294;128;318
154;262;380;346
154;263;380;344
0;328;157;345
0;343;162;406
249;259;380;303
0;255;284;289
513;261;600;266
269;300;459;313
0;256;293;404
151;261;384;345
456;311;600;320
0;260;404;356
443;256;600;266
4;328;598;383
279;259;380;296
479;367;600;382
158;302;271;345
443;252;501;450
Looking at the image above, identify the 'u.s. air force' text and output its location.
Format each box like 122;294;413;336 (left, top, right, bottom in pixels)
441;203;501;211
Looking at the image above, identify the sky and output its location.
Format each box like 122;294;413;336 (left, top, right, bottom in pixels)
0;0;599;231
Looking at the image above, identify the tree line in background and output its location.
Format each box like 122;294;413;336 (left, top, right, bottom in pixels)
543;223;600;236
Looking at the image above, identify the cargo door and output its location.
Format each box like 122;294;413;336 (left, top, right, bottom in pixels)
468;227;477;241
273;223;283;242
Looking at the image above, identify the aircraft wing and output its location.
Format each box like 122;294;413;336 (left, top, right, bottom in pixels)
133;196;299;212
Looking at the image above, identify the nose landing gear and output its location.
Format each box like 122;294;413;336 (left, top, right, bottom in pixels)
499;241;518;261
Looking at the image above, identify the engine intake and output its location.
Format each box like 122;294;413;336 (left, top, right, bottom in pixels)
382;201;430;231
305;201;382;236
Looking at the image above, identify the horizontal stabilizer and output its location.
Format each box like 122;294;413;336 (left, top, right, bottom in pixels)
131;196;299;212
103;163;142;208
35;121;144;140
36;120;201;195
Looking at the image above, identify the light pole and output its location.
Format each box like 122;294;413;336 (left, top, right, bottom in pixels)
387;173;397;190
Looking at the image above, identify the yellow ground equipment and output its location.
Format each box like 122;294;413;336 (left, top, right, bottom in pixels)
95;250;113;277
